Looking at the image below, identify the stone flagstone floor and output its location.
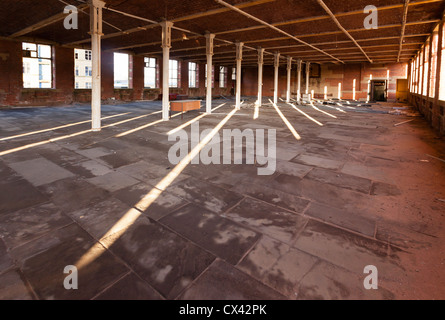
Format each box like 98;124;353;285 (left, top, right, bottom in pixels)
0;99;444;300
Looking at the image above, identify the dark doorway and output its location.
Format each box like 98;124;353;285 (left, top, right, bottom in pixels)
371;80;387;102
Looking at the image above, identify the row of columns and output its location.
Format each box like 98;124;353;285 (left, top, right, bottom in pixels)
89;4;312;131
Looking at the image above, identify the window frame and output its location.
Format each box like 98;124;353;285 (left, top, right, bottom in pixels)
189;62;198;88
114;52;130;89
144;57;158;88
169;59;180;88
22;42;53;89
219;66;227;88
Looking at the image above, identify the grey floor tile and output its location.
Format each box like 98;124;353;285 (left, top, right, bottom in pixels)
160;203;260;264
179;259;286;300
238;236;317;298
14;224;129;300
8;157;74;187
94;273;164;300
0;203;73;249
101;217;216;299
225;197;308;245
0;270;33;300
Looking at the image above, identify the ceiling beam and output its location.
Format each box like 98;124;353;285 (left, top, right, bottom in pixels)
398;0;410;62
315;0;373;63
10;3;89;38
65;1;289;62
183;49;416;62
236;20;439;45
172;0;275;22
168;34;428;58
69;23;160;46
214;0;443;36
214;0;344;63
161;43;423;58
66;0;274;46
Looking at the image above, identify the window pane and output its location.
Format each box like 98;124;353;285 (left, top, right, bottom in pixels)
22;43;36;51
145;68;156;88
189;62;197;88
169;59;178;88
149;58;156;68
74;49;93;89
22;43;52;88
114;53;129;88
38;45;51;58
440;25;445;101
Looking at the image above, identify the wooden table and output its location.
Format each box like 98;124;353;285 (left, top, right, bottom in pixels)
170;100;201;119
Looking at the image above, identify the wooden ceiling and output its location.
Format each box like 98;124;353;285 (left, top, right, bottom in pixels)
1;0;444;65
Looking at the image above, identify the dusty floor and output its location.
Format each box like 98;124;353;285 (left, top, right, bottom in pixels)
0;99;444;300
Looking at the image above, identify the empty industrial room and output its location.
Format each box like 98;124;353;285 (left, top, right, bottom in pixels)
0;0;445;303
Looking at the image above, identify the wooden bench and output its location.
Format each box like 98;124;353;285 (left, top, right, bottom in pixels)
170;100;201;119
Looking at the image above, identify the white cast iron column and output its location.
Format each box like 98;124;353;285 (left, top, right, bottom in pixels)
161;21;173;121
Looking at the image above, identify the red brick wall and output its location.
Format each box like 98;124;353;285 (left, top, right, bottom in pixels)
101;50;114;100
0;38;236;107
0;39;22;106
132;55;144;101
241;61;408;102
0;39;76;106
242;65;288;98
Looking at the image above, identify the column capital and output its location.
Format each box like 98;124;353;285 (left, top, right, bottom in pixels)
258;47;264;65
89;0;105;8
205;32;215;56
236;41;244;61
274;52;280;68
160;21;174;49
89;0;105;35
287;56;292;70
205;32;215;40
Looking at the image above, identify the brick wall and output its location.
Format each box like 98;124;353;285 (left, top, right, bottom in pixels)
0;38;236;107
241;61;408;102
0;39;22;106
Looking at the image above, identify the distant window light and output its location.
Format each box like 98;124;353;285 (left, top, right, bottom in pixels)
169;59;179;88
440;25;445;101
219;66;227;88
144;57;157;88
114;52;130;88
22;42;52;88
189;62;198;88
